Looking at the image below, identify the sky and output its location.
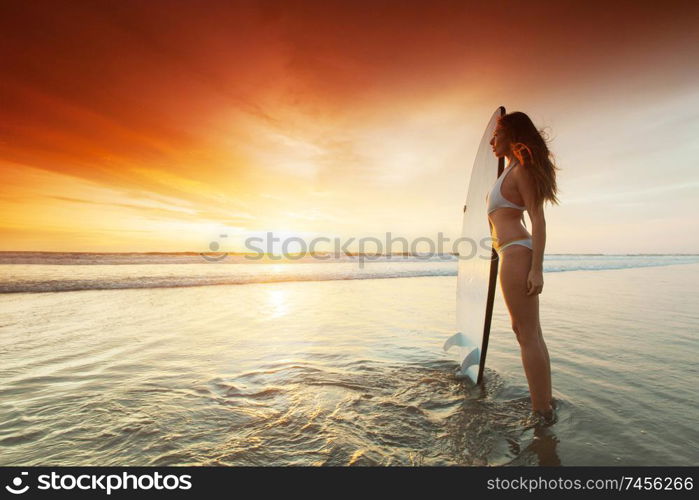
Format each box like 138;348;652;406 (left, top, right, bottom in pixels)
1;0;698;254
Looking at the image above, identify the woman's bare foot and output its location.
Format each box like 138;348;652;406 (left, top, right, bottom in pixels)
533;407;557;427
529;398;557;427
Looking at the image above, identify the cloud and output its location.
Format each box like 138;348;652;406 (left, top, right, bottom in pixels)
1;1;698;251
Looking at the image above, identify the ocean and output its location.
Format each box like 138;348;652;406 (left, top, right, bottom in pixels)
1;253;698;465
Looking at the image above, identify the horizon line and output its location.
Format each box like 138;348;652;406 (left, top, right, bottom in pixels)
1;251;699;257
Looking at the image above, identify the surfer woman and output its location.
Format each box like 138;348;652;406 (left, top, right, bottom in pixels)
487;111;560;423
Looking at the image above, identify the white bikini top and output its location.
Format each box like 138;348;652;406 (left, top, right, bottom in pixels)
486;159;526;215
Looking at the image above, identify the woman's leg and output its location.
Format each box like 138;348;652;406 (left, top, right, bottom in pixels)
538;322;553;404
499;245;552;413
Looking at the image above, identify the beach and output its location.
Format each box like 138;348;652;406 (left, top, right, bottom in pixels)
1;257;698;466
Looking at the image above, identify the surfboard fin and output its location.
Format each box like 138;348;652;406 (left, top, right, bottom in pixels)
445;333;481;383
454;347;481;383
443;332;477;352
460;347;481;372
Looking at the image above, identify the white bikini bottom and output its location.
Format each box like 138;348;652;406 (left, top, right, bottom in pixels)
496;238;532;256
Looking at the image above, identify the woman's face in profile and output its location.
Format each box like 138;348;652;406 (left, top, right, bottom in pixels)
489;125;510;159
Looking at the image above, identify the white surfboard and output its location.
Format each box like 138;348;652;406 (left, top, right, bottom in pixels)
444;106;504;384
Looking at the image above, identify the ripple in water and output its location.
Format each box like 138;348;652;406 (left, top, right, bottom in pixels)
180;361;565;466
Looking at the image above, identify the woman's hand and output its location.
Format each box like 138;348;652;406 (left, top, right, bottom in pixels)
527;269;544;295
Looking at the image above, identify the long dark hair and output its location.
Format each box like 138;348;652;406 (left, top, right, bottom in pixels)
498;111;560;206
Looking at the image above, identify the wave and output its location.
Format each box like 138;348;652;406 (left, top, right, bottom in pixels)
1;255;698;294
2;251;698;266
0;270;453;293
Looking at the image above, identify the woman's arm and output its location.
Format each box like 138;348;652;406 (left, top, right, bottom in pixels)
516;167;546;295
528;205;546;272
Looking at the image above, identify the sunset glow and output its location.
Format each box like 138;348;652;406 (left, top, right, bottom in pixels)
2;1;698;253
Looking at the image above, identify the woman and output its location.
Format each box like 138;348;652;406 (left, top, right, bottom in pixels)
487;111;560;423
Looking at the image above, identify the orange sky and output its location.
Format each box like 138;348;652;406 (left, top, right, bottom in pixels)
2;0;698;253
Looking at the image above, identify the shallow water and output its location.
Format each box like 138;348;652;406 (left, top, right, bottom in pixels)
0;260;697;466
